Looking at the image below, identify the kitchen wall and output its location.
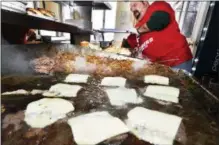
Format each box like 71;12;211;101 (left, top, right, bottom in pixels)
90;2;117;42
114;2;135;46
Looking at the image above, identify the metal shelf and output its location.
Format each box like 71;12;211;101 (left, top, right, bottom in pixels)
53;1;111;10
53;1;70;6
1;9;94;34
73;1;112;10
95;29;136;33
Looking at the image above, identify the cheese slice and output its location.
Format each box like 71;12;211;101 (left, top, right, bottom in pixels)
105;88;142;106
144;75;169;85
126;107;182;145
68;111;129;145
144;85;180;103
64;74;89;83
30;89;45;95
43;83;82;97
101;77;126;87
25;98;74;128
42;91;59;97
2;89;29;95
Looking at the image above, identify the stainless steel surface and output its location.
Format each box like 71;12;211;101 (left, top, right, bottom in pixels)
72;1;112;10
191;2;210;53
181;1;199;37
41;36;70;43
1;1;26;13
99;41;113;49
70;5;93;42
1;9;94;35
1;72;219;145
179;1;190;30
93;29;137;42
72;6;92;21
53;1;70;6
95;29;136;34
65;19;92;30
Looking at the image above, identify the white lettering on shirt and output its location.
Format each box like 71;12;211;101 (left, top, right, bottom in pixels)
139;37;154;53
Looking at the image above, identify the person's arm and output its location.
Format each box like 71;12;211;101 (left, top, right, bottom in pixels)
137;11;170;33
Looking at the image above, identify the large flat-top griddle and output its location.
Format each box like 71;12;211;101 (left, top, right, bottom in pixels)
1;68;219;145
1;44;219;145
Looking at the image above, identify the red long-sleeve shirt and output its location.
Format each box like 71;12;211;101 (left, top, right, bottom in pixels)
127;1;193;67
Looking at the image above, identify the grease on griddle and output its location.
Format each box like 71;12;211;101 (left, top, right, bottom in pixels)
75;85;110;112
2;121;76;145
1;65;219;145
101;133;129;145
2;111;25;131
40;123;76;145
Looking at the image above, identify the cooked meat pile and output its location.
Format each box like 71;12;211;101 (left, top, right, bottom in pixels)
33;52;173;78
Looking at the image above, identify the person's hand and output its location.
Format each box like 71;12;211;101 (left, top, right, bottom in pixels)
121;39;130;48
31;56;55;74
130;48;139;57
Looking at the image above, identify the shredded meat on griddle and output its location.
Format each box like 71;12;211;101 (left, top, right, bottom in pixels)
33;52;173;78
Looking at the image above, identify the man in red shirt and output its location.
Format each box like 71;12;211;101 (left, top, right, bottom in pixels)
122;1;193;72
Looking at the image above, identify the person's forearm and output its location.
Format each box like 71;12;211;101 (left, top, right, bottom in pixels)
147;11;170;31
137;23;150;33
136;11;170;34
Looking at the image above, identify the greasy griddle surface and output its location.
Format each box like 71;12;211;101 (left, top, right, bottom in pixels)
1;70;219;145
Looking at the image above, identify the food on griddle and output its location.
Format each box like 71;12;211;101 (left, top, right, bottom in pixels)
80;41;102;51
2;63;217;144
104;46;131;56
144;85;180;103
2;89;29;95
126;107;182;145
64;74;90;83
30;89;46;95
105;88;142;106
96;51;139;61
89;43;102;51
144;75;169;85
33;56;56;74
120;48;132;56
67;111;129;145
101;77;127;87
24;98;74;128
80;41;89;47
43;83;82;98
32;52;156;77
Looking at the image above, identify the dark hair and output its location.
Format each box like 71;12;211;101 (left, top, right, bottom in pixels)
141;1;149;6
